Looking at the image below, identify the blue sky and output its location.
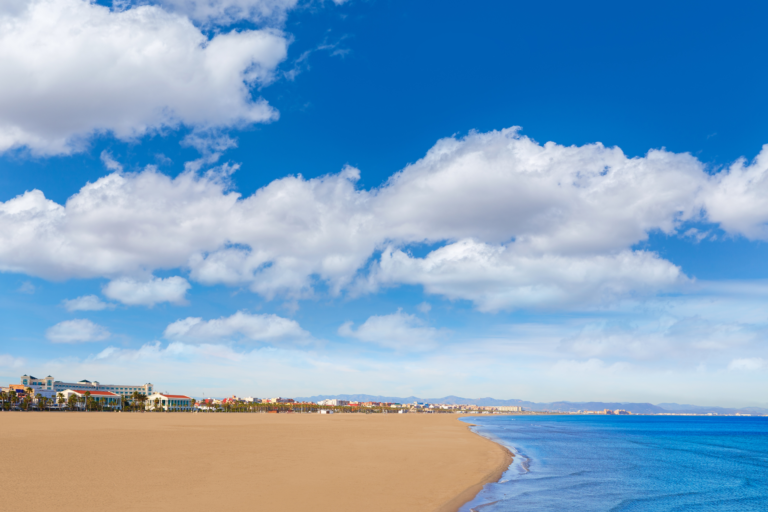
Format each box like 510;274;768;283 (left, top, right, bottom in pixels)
1;0;767;405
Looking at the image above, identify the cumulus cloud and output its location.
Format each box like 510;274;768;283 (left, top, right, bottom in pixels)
702;145;768;239
362;241;684;312
45;319;111;343
5;128;768;310
164;311;309;343
0;0;288;154
338;310;441;351
103;276;191;306
62;295;114;312
727;357;767;371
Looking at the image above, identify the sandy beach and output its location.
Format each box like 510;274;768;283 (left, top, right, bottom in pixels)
0;412;510;512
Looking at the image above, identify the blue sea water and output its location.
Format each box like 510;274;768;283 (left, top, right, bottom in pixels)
460;415;768;512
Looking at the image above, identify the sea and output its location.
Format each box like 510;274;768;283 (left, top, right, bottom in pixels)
460;415;768;512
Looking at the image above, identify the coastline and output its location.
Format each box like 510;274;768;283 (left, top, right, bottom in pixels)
435;418;514;512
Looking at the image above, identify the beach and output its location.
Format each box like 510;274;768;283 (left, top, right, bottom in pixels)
0;412;510;512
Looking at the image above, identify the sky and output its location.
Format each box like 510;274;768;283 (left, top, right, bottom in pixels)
1;0;767;406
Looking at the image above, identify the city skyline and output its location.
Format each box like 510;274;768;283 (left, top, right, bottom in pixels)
1;0;768;407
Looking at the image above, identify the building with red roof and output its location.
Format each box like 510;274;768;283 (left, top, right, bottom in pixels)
61;389;122;410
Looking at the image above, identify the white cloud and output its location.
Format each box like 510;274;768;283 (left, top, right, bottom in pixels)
416;302;431;314
17;281;35;294
164;311;309;343
373;128;706;253
148;0;299;26
5;129;768;311
0;0;288;155
727;357;767;371
363;241;684;312
103;276;191;306
46;319;111;343
338;310;441;351
100;151;124;173
702;145;768;240
62;295;114;312
0;354;25;368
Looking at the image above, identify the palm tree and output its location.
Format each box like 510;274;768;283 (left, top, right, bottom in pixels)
0;391;6;411
84;391;92;412
67;394;77;411
138;393;147;412
57;393;65;410
153;397;160;412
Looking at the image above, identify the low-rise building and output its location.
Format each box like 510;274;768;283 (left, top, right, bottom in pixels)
264;397;295;404
496;406;523;412
146;393;194;411
317;399;348;406
61;389;122;409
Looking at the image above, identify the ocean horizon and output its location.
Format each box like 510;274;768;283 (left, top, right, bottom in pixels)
463;415;768;511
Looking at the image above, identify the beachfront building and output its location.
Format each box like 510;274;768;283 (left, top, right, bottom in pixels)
496;406;523;412
317;399;348;406
61;389;122;410
146;393;194;411
264;397;295;404
20;375;153;398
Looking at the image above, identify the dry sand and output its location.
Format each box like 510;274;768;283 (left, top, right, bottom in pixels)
0;412;510;512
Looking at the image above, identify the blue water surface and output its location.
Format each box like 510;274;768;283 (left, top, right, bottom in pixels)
460;415;768;512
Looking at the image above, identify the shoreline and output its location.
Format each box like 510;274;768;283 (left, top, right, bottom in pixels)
435;418;514;512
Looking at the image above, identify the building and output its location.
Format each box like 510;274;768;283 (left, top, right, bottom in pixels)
146;393;194;411
264;397;295;404
496;406;523;412
317;399;348;406
20;375;153;397
61;389;122;410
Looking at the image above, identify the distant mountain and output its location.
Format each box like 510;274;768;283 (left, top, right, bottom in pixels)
295;394;768;415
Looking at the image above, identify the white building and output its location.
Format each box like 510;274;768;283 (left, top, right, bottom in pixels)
61;389;122;410
317;399;349;406
496;406;523;412
20;375;153;397
146;393;194;411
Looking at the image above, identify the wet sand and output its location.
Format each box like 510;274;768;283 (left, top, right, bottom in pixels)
0;412;510;512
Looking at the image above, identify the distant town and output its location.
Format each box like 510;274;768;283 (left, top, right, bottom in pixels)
2;375;763;416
